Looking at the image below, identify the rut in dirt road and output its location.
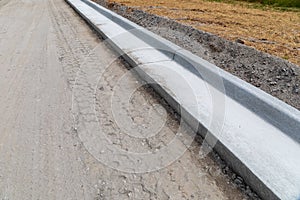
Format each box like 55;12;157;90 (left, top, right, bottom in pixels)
0;0;254;199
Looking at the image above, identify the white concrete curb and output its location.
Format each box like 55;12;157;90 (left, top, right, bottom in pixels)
65;0;300;199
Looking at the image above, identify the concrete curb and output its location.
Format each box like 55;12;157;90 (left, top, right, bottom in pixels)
65;0;300;199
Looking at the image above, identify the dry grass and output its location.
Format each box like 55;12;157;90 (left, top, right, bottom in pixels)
110;0;300;66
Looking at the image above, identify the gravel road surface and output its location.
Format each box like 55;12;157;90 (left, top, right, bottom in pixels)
0;0;254;199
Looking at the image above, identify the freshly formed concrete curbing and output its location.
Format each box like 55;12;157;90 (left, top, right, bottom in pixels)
66;0;300;199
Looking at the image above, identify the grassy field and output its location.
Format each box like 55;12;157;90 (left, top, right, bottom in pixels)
241;0;300;8
110;0;300;66
210;0;300;9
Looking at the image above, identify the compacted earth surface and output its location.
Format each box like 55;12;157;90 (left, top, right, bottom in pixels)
0;0;258;199
93;0;300;111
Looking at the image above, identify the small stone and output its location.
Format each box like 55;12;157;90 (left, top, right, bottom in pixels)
231;173;237;180
99;86;104;91
236;39;244;44
293;87;299;94
222;166;229;174
234;176;243;185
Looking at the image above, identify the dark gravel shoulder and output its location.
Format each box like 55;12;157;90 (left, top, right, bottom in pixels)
94;0;300;110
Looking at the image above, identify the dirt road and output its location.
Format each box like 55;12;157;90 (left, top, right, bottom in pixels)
0;0;251;199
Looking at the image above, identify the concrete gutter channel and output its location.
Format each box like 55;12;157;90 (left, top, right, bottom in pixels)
65;0;300;199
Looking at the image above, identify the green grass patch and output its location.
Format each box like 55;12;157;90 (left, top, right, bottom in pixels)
245;0;300;7
206;0;300;11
